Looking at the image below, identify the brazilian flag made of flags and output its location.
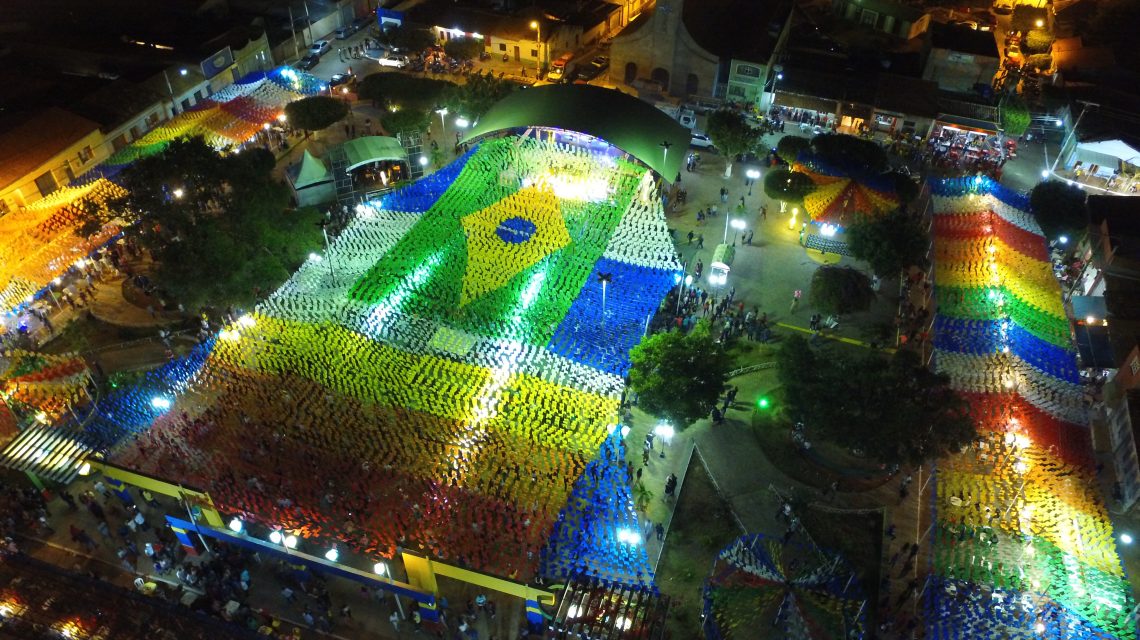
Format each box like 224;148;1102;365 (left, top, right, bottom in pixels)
349;140;639;347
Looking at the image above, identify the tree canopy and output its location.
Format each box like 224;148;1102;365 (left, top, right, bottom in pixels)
776;335;977;466
380;25;437;53
776;135;811;164
444;37;484;60
763;168;815;205
628;320;734;428
382;107;431;135
443;71;518;120
1000;95;1030;137
77;137;323;311
284;95;349;132
1029;180;1088;241
357;73;453;112
847;210;929;276
706;110;763;177
810;133;889;173
809;265;875;313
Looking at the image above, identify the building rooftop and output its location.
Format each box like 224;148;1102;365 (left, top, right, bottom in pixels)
682;0;794;64
929;22;999;58
0;108;101;193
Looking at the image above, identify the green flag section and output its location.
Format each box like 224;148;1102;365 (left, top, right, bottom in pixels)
349;137;642;346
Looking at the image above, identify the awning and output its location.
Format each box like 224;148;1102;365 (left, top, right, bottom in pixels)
1071;295;1107;323
293;150;331;188
0;425;92;483
712;243;735;269
1074;324;1115;369
341;136;409;172
774;92;839;115
934;114;1000;134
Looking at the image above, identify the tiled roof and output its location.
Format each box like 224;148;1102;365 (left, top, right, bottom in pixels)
0;108;100;192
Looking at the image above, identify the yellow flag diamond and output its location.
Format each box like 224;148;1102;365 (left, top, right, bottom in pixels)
460;186;571;306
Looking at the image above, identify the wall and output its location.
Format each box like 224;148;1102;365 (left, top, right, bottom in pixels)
608;0;719;98
0;127;107;211
725;59;766;105
922;48;1000;92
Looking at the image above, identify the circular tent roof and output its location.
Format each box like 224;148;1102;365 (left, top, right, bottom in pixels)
460;84;690;181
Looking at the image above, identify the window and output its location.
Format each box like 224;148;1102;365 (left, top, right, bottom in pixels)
1131;357;1140;376
34;170;59;197
499;43;507;51
861;9;878;26
903;120;916;128
530;49;537;57
735;64;761;78
78;146;93;164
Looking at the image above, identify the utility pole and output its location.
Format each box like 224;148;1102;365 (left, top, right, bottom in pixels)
1051;100;1098;173
288;6;301;60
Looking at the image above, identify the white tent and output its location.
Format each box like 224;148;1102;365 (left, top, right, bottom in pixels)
1074;139;1140;174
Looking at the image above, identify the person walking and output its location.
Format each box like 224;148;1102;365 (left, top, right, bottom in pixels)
790;289;802;312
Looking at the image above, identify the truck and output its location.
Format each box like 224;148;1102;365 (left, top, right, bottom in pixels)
654;101;697;129
548;52;575;82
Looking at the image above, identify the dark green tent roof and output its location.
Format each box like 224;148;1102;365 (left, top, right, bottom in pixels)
460;84;689;181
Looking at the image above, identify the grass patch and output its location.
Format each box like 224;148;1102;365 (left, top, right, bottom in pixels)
40;317;157;356
657;456;743;638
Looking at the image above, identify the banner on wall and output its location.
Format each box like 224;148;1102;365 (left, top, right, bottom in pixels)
201;46;234;79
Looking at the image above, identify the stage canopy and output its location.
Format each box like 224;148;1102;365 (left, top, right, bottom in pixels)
341;136;409;172
461;84;689;181
293;150;331;188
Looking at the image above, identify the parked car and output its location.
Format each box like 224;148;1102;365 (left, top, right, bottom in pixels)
377;53;408;68
297;55;320;71
309;40;331;57
991;0;1013;14
589;55;610;72
329;72;355;88
690;131;715;149
335;27;352;40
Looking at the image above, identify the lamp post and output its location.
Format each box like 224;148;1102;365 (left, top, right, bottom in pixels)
316;219;336;283
731;218;746;245
530;20;543;71
435;106;448;130
746;169;760;195
659;140;673;171
597;272;613;325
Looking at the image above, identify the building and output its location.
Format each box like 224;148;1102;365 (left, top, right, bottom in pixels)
831;0;931;40
0;109;106;213
609;0;794;106
1067;196;1140;511
771;67;940;136
923;23;1001;93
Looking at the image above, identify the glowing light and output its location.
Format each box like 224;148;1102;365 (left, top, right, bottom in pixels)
1058;235;1068;244
616;528;642;545
1086;315;1096;325
1122;533;1133;545
269;530;283;544
1035;622;1046;634
263;122;271;130
238;314;256;328
684;275;693;286
1041;169;1049;179
77;462;91;476
325;548;339;561
309;252;323;262
1035;18;1044;26
820;223;837;237
219;329;240;341
653;423;675;439
150;397;171;410
180;68;188;76
567;604;582;618
284;534;298;549
620;425;631;437
419;156;429;166
35;411;48;424
616;616;632;630
277;113;288;123
228;518;243;533
455;117;470;128
172;188;184;199
374;561;389;575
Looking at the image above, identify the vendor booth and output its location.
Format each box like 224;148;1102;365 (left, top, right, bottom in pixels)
710;243;735;286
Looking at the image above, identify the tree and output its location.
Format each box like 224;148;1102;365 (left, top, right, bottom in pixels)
1029;180;1088;241
776;335;977;466
706;110;763;178
847;210;929;276
809;133;889;173
776;135;811;165
284;96;349;134
762;168;815;205
357;73;453;112
76;137;324;311
380;25;437;53
809;266;875;313
443;71;517;120
444;37;484;60
892;171;919;204
628;320;734;428
1011;5;1049;34
382;107;430;135
1024;29;1054;53
1000;95;1030;137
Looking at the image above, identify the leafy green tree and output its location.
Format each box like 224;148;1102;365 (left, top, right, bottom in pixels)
809;133;889;173
776;335;977;466
1024;54;1052;71
809;266;875;313
762;168;815;205
76;137;323;311
776;135;811;164
1024;29;1054;53
1000;95;1031;137
628;320;734;428
357;73;453;112
443;71;517;120
382;107;430;135
380;25;437;53
1029;180;1088;241
444;37;484;60
706;110;763;178
847;210;929;276
284;96;349;134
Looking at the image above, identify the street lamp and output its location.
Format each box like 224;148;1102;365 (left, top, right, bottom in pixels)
731;218;746;244
654;422;674;459
746;169;760;195
172;188;184;199
530;20;542;69
228;518;243;533
597;272;613;324
435;106;448;129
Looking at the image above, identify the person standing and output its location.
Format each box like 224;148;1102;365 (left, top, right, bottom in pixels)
389;610;400;632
